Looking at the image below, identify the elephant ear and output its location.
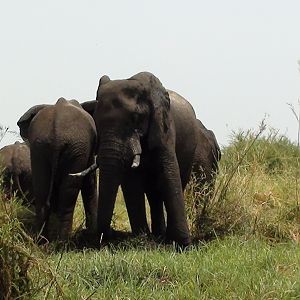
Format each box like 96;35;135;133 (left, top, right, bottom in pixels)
96;75;111;100
80;100;97;117
132;72;171;149
208;130;222;162
17;104;48;141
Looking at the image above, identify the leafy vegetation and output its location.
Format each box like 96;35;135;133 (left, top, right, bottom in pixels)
187;126;300;243
1;125;300;299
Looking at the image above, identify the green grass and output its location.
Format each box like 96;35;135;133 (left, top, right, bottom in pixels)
25;237;298;300
186;127;300;242
1;126;300;299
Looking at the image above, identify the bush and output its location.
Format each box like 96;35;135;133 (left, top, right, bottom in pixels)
0;196;67;299
1;124;300;298
0;197;35;299
187;127;300;242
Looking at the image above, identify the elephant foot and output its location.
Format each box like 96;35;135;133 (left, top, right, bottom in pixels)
97;227;128;246
111;229;132;240
73;228;98;249
165;229;191;250
132;226;151;237
149;232;165;244
164;237;191;252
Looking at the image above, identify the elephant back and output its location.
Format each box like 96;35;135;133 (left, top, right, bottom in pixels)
54;98;97;142
193;119;221;184
168;89;198;188
0;142;32;202
27;99;96;147
0;144;14;173
12;143;31;175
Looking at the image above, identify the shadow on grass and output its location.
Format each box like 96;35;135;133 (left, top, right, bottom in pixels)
14;200;207;254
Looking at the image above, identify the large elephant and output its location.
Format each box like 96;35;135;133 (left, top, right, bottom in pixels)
17;98;97;241
80;72;201;247
0;141;33;203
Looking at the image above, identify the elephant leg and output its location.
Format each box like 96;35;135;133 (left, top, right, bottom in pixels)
81;167;97;233
180;162;194;190
156;151;191;247
56;175;80;240
121;173;149;235
2;172;12;200
31;156;51;239
146;189;166;240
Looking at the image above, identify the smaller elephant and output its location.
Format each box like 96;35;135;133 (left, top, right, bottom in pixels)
193;119;221;188
17;98;98;241
0;141;33;204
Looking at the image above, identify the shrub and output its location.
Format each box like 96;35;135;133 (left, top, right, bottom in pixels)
0;195;66;299
187;127;300;242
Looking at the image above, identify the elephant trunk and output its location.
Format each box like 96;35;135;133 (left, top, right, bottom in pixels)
96;134;142;240
97;163;121;241
68;132;142;178
97;141;124;241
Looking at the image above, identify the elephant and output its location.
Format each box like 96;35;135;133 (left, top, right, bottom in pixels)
0;141;33;203
79;72;203;247
193;119;221;188
17;98;97;241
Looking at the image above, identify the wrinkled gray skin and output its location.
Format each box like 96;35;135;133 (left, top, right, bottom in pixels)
81;72;200;247
0;141;33;204
17;98;97;241
193;119;221;188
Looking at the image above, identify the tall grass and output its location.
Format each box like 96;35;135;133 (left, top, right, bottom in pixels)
0;126;65;299
0;196;69;299
1;124;300;298
186;125;300;242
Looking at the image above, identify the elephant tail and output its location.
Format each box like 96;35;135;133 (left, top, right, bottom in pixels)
14;173;28;202
46;148;61;209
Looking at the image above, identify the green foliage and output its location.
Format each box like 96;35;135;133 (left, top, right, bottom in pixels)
223;128;300;174
40;237;300;299
1;235;298;299
0;200;32;299
1;125;300;298
188;127;300;242
0;197;67;299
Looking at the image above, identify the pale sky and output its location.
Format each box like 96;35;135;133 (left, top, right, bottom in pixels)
1;1;300;147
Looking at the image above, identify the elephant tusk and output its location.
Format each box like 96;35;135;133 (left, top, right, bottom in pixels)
131;154;140;168
69;162;98;177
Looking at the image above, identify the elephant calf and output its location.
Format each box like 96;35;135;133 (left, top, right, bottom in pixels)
0;141;33;204
17;98;97;241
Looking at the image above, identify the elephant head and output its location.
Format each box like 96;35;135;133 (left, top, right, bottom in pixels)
81;72;172;239
96;72;171;164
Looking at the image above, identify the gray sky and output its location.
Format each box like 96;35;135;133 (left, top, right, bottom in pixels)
1;1;300;147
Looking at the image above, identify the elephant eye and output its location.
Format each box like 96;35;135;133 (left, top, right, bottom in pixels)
135;128;143;137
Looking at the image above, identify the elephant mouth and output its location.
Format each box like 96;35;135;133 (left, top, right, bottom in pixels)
69;132;142;177
68;153;140;178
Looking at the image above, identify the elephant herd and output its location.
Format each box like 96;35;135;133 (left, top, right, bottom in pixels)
0;71;221;248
